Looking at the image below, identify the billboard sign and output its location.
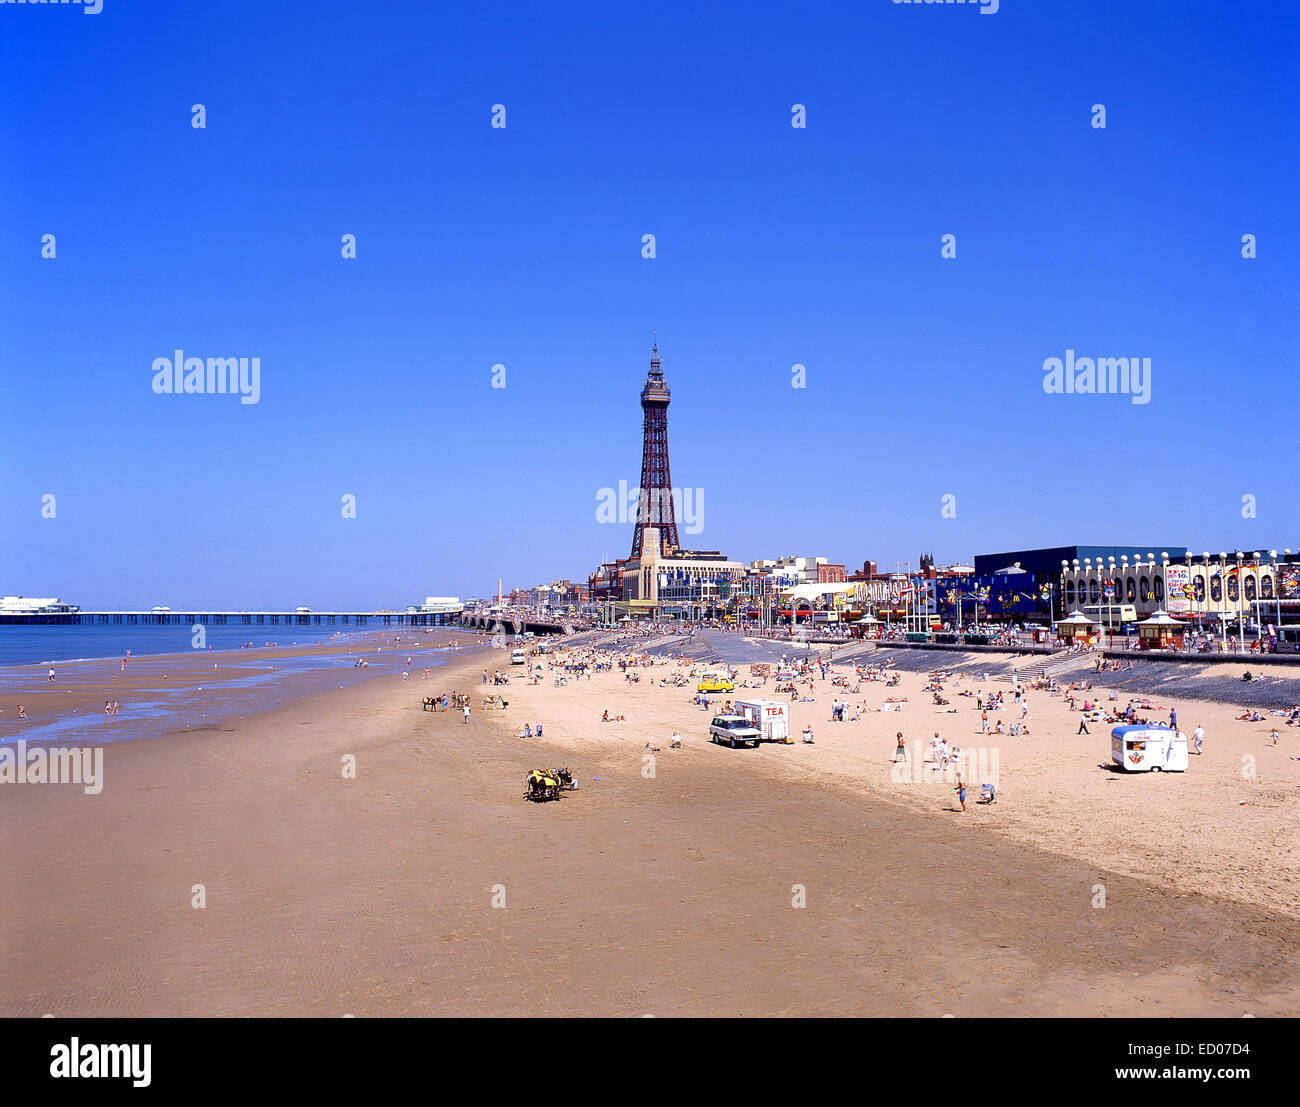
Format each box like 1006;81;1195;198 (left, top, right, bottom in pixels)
1165;565;1191;615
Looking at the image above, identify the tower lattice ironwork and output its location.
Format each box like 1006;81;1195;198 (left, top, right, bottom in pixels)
629;343;679;559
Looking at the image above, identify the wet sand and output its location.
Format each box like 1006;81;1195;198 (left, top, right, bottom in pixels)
0;630;469;745
2;643;1297;1017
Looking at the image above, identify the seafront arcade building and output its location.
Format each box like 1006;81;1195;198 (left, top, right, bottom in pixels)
1060;548;1300;635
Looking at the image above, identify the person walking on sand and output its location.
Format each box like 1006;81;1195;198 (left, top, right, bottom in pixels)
1169;707;1178;730
1193;724;1204;755
1077;716;1090;735
894;731;908;762
463;704;471;725
48;668;55;682
954;779;968;812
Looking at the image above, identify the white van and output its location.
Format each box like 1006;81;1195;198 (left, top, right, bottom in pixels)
510;648;527;665
1111;725;1188;772
733;699;791;744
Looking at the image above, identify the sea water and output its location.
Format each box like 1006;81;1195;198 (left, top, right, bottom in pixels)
0;623;453;667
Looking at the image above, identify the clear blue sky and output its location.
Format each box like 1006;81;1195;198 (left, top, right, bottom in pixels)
1;0;1296;608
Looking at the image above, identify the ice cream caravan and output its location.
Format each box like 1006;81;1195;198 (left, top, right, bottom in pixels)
1110;725;1188;773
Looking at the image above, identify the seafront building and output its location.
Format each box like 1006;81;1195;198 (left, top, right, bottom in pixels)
521;345;1300;635
1060;548;1300;628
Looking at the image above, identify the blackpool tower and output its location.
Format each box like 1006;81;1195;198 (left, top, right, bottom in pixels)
629;342;679;559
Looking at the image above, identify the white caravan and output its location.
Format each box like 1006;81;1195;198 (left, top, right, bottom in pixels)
1111;725;1189;773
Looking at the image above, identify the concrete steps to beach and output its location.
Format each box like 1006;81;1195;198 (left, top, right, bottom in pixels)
1003;650;1095;683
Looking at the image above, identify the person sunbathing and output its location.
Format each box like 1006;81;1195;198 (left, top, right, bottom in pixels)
645;742;661;752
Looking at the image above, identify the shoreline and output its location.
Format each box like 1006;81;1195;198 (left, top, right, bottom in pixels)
0;629;487;748
0;624;482;670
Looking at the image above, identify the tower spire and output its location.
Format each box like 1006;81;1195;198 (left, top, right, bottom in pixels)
630;340;678;560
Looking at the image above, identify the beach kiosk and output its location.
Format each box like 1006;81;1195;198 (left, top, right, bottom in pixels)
1136;610;1184;651
734;699;792;744
1054;610;1099;645
1110;724;1189;773
852;614;881;640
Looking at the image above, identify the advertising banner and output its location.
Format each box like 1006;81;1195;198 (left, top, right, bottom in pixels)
1165;565;1191;615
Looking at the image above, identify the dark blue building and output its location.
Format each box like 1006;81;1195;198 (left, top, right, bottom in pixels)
973;546;1190;578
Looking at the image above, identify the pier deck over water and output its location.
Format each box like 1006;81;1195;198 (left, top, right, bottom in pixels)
0;609;462;628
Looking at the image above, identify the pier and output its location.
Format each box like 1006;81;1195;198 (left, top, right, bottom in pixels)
458;612;573;636
0;609;464;628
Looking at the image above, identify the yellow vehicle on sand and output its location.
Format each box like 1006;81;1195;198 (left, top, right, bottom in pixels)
697;669;734;693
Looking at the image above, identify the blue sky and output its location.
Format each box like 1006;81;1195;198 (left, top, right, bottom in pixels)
1;0;1296;607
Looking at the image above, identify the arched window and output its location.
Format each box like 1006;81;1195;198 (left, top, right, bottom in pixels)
1126;577;1137;602
1244;574;1257;602
1261;574;1274;600
1112;577;1123;602
1228;575;1239;602
1065;580;1076;606
1140;575;1151;602
1193;573;1206;601
1090;579;1101;603
1154;575;1164;602
1210;575;1222;602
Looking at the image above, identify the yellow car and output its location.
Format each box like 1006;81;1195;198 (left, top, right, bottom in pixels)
697;670;734;693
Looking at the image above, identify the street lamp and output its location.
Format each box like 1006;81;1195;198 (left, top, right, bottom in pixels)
1059;559;1069;634
1217;552;1229;651
1269;549;1281;639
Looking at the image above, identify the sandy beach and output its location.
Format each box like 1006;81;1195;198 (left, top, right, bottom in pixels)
2;632;1297;1017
